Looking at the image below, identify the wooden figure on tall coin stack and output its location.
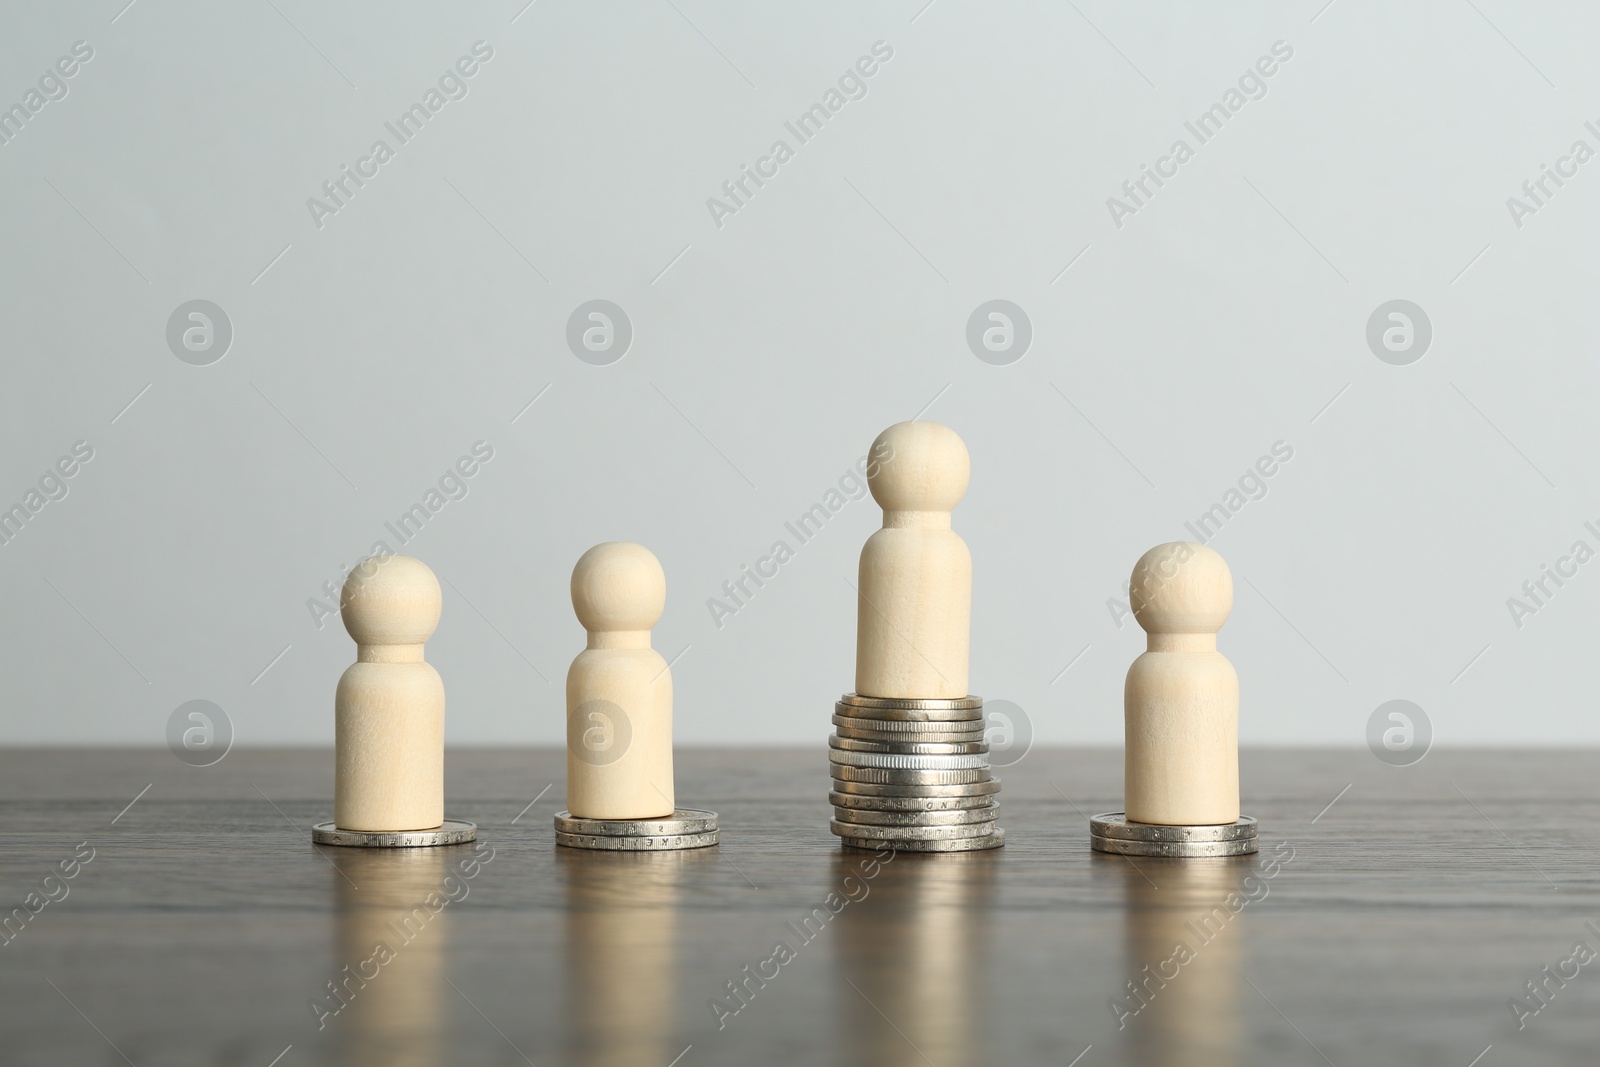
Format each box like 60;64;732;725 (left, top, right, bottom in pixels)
856;421;972;699
1090;542;1258;857
313;555;476;847
829;422;1004;853
554;542;718;851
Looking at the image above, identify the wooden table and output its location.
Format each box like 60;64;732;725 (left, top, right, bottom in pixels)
3;748;1596;1066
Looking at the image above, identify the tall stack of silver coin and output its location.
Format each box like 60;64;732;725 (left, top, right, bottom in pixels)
828;694;1004;851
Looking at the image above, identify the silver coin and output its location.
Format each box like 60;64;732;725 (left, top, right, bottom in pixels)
831;773;1001;794
830;819;999;841
555;829;719;851
836;699;984;723
831;764;994;785
839;693;983;710
831;716;987;741
832;805;999;827
554;808;718;837
1090;833;1257;858
829;749;991;770
830;735;990;756
838;829;1006;852
829;791;997;813
1089;813;1257;844
311;820;477;848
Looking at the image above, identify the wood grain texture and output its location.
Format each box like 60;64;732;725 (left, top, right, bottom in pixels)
1;748;1597;1066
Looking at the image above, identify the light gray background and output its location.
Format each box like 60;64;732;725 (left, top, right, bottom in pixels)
2;1;1594;748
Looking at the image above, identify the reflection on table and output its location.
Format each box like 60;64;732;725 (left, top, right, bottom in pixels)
1111;852;1267;1067
559;845;715;1066
831;847;1001;1066
321;844;483;1067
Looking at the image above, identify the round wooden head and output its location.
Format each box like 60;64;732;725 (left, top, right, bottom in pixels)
1130;542;1233;634
867;421;971;513
571;542;666;634
340;555;442;647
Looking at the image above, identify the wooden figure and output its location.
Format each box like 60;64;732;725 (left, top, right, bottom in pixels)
566;542;674;819
855;421;972;699
1124;542;1239;825
335;555;445;832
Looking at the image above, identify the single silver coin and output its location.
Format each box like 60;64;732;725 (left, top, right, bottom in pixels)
839;693;983;710
311;820;477;848
554;808;718;837
831;764;994;785
832;805;999;827
836;696;984;722
1090;833;1258;858
830;726;986;747
1088;813;1258;844
829;735;990;756
830;818;999;841
828;749;991;770
829;791;997;813
839;829;1006;852
555;829;719;851
831;716;987;741
832;770;999;790
834;705;985;724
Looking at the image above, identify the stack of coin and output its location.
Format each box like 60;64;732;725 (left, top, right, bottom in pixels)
553;808;719;851
1088;813;1257;857
828;694;1004;852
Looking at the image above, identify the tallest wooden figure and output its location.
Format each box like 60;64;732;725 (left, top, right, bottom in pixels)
855;421;972;699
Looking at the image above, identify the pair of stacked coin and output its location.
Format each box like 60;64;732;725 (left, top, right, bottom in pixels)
553;808;719;851
1089;813;1257;857
828;694;1004;852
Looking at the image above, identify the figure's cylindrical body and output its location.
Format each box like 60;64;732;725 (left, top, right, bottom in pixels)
1124;644;1239;824
855;520;972;698
335;659;446;830
566;644;674;819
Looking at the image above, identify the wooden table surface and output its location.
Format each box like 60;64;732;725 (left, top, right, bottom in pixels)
2;748;1597;1066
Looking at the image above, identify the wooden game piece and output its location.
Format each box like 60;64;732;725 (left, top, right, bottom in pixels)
566;542;675;820
1122;542;1240;826
334;555;446;833
855;421;972;699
